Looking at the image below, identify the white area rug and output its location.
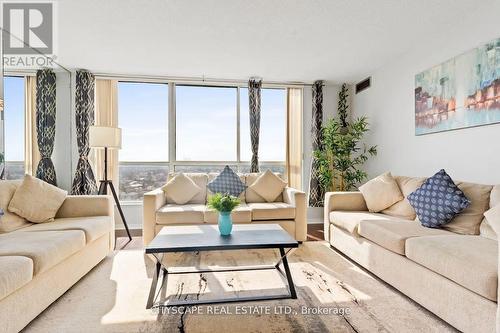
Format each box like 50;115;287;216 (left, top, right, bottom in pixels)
23;240;455;332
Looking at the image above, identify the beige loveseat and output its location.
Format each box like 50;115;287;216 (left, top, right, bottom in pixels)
143;172;306;244
324;175;498;333
0;184;114;333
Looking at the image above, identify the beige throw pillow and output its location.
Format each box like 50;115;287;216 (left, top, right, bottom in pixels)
162;173;201;205
359;172;404;212
484;205;500;235
8;175;67;223
0;180;32;233
249;170;287;203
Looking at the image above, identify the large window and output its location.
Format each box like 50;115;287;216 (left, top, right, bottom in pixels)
176;85;237;161
3;76;25;180
118;82;169;201
117;81;288;201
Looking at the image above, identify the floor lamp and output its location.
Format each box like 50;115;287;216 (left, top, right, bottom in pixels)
90;126;132;241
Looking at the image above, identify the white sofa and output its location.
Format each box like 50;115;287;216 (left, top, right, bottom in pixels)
324;175;498;332
143;172;307;244
0;192;114;333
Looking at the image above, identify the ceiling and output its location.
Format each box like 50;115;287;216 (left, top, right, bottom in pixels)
56;0;484;84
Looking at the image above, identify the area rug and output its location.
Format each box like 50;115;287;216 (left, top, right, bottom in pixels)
23;240;455;332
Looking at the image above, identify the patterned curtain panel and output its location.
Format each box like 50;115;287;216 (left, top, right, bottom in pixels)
248;78;262;173
71;70;98;195
308;80;324;207
35;69;57;185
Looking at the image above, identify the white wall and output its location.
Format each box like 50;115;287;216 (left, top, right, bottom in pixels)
352;3;500;185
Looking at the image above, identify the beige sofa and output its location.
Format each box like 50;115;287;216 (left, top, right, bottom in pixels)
324;175;498;333
0;192;114;333
143;172;306;245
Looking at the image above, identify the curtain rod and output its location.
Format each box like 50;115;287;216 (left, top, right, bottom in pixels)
92;72;312;87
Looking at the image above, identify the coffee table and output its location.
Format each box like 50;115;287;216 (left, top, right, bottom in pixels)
145;224;299;309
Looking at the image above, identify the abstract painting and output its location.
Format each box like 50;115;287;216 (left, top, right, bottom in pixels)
415;37;500;135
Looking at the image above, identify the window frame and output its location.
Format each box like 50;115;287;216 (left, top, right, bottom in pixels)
116;78;290;203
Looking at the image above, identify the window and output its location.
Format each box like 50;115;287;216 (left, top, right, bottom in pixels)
3;76;25;180
117;81;289;202
118;82;169;201
240;88;287;162
176;85;237;161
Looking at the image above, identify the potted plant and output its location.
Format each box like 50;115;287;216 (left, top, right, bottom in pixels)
207;193;241;236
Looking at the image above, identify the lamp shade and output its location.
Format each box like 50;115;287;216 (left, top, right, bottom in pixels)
89;126;122;149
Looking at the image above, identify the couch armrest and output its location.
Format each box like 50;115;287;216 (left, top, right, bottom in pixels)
56;195;114;218
323;192;367;241
143;188;166;245
283;187;307;241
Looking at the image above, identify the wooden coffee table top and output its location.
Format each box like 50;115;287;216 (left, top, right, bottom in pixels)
145;224;298;254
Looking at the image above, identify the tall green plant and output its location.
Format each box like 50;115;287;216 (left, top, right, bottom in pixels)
314;84;377;192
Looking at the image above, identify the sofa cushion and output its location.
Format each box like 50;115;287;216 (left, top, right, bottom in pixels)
156;204;206;224
246;173;284;203
359;172;403;212
406;235;498;301
443;182;493;235
329;211;403;236
358;219;452;255
407;169;470;228
8;175;68;223
480;185;500;240
0;256;33;301
0;180;32;233
166;173;208;204
247;202;295;220
207;166;247;197
204;203;252;223
248;170;287;203
382;176;426;220
208;173;246;202
18;216;112;243
162;173;201;205
0;230;86;275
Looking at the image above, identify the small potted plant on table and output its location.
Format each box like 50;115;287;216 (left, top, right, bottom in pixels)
207;193;240;236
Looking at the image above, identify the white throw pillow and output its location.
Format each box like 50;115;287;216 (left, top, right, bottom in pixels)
8;175;68;223
0;180;32;232
162;173;201;205
249;170;287;203
359;172;404;212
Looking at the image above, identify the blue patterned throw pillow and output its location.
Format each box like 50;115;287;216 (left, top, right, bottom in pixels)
407;169;470;228
207;166;246;197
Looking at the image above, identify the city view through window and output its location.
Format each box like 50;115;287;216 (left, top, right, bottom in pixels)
118;82;287;201
3;76;25;180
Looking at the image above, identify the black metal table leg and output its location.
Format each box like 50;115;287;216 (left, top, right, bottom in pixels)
279;247;297;299
147;261;161;309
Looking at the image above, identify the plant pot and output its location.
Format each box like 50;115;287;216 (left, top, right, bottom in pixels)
218;211;233;236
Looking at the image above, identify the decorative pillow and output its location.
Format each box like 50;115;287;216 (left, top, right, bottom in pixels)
0;180;33;233
443;181;492;235
161;173;201;205
484;205;500;237
8;175;68;223
381;176;426;219
359;172;404;212
249;170;288;203
207;166;246;197
407;169;470;228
